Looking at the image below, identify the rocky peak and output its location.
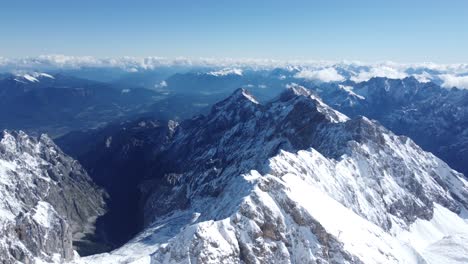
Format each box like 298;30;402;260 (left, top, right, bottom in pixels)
275;84;350;124
211;88;259;112
204;88;262;128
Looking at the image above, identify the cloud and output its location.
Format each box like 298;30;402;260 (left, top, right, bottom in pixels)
350;66;408;83
294;68;345;82
0;55;348;73
439;74;468;89
2;55;468;88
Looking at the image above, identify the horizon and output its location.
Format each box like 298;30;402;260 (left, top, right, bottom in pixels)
1;0;468;63
2;54;468;89
2;54;468;68
3;54;468;65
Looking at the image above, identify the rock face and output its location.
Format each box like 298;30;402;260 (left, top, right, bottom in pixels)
0;130;106;263
57;118;178;249
80;87;468;264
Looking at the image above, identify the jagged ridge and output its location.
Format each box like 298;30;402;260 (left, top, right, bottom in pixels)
79;86;468;264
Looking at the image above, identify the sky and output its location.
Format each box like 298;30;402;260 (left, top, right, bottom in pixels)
1;0;467;63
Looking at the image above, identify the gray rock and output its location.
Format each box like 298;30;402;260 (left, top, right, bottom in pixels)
0;130;106;263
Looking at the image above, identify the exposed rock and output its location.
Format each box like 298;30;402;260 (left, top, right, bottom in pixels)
0;130;106;263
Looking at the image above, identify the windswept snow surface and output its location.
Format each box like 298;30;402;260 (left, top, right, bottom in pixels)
75;88;468;264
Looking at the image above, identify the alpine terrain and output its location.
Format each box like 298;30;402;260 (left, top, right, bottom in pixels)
305;77;468;177
0;130;106;263
58;86;468;264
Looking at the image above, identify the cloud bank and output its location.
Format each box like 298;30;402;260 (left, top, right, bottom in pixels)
439;74;468;89
294;68;345;82
1;55;468;89
350;66;408;83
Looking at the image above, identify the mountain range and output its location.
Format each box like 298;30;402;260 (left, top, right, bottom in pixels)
0;73;165;137
305;77;468;177
1;64;468;263
53;87;468;263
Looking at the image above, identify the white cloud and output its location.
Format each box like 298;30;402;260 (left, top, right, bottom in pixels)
2;55;468;88
0;55;350;72
294;68;345;82
439;74;468;89
351;66;408;83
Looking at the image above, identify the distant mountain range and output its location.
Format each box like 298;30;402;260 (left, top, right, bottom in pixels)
0;73;164;137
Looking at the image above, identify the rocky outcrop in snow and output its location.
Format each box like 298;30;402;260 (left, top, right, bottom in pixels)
0;130;106;263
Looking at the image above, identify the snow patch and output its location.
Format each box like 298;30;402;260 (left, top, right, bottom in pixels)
32;201;56;228
105;137;112;148
207;68;243;77
241;89;259;104
338;84;365;100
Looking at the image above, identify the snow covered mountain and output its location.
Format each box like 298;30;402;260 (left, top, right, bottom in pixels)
0;130;106;263
13;72;55;83
67;86;468;263
308;77;468;177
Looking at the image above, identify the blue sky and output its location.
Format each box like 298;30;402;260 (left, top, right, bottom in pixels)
1;0;467;63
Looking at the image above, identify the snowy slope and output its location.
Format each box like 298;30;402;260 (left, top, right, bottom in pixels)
0;130;106;263
13;72;55;83
76;86;468;264
309;77;468;178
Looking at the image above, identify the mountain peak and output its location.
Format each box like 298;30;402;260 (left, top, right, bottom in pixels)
277;84;349;123
212;88;259;111
287;83;312;97
232;88;259;104
207;88;261;123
